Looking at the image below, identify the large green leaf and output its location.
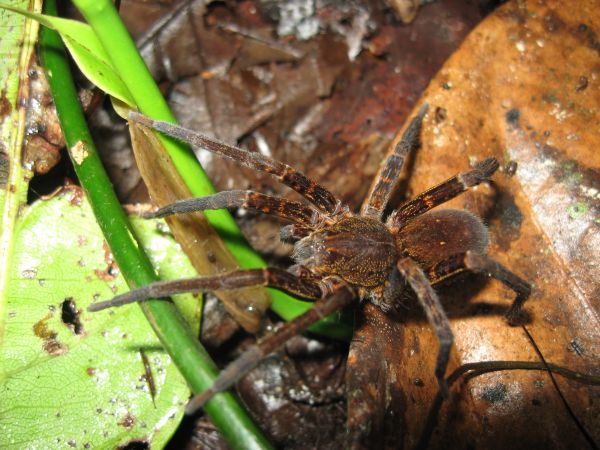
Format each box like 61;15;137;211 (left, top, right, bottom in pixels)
0;189;200;448
0;5;135;106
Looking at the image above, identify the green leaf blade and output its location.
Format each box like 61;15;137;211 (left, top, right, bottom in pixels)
0;5;135;106
0;191;200;448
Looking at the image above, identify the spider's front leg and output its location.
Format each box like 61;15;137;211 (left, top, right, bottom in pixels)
87;267;325;312
397;257;453;398
142;189;327;228
130;112;343;215
88;267;356;414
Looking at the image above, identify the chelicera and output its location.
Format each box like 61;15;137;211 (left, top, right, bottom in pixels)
89;104;531;412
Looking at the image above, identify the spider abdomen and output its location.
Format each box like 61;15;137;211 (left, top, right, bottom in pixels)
396;209;489;267
293;216;397;287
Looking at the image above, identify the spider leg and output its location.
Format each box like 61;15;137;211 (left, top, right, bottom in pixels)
130;112;344;216
397;257;453;398
87;267;325;312
280;224;313;242
425;251;531;323
388;157;499;229
185;281;355;414
362;103;429;219
464;252;531;324
143;189;326;227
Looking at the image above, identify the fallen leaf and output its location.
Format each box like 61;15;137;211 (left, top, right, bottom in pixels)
351;1;600;448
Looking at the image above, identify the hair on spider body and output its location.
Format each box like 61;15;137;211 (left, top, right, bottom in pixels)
397;208;489;268
292;216;398;288
89;105;530;415
289;209;488;313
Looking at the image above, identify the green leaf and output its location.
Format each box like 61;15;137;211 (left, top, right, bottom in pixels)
0;5;135;106
0;0;40;358
0;189;200;448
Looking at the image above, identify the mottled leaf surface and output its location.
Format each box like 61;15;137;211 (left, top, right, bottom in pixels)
350;1;600;448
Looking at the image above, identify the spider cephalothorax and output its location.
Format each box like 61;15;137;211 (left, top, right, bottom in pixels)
89;104;530;411
293;216;398;288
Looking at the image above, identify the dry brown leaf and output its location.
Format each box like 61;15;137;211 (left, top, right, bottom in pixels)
348;1;600;448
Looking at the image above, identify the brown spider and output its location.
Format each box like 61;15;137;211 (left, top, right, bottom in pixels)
89;104;530;413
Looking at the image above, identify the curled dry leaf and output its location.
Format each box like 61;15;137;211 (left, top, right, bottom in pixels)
347;0;600;448
128;122;270;333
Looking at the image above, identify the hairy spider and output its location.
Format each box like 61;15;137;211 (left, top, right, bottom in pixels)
89;104;531;413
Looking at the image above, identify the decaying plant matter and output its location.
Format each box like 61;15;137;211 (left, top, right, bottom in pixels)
89;104;530;417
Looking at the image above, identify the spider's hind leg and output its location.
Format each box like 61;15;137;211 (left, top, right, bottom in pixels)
396;250;531;397
397;257;453;398
388;157;500;229
464;251;531;324
425;251;531;324
362;103;429;219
